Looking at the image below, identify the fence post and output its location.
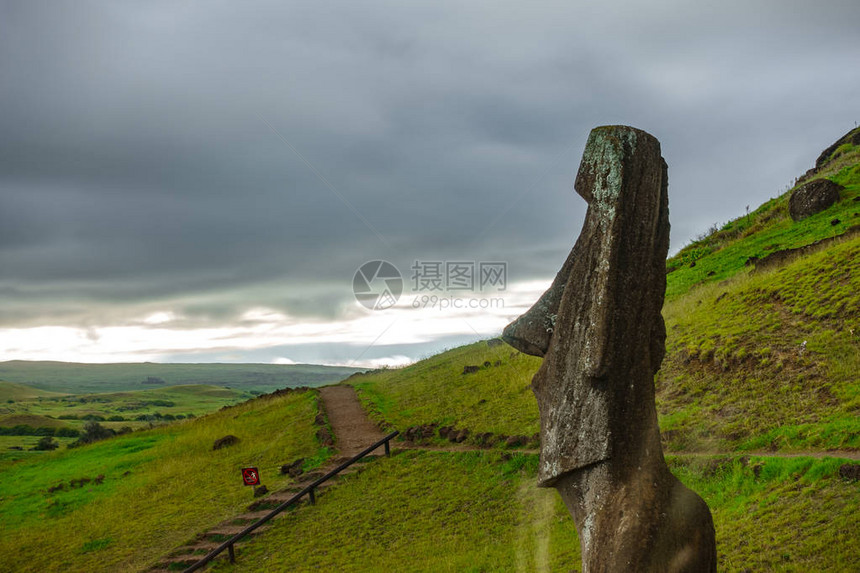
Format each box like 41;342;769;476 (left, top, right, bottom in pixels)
308;487;316;505
228;543;235;564
384;438;391;457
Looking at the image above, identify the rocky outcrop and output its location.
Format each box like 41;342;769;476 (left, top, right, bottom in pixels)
815;127;860;170
504;125;716;572
789;179;844;221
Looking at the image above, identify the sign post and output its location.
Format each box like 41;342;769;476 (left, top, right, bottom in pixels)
241;467;260;487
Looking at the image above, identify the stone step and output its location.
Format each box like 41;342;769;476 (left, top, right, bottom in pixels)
166;540;222;558
203;523;271;540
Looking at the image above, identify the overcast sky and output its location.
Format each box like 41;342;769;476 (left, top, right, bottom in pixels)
1;1;858;366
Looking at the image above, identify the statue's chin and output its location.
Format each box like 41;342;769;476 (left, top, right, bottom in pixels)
500;333;545;358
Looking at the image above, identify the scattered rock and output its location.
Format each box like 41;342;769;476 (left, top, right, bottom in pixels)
483;361;492;368
280;458;305;477
253;485;269;498
788;179;843;221
838;463;860;481
213;435;240;450
462;365;480;375
314;413;326;426
69;477;91;488
404;424;437;441
449;429;470;443
831;218;841;226
316;427;334;446
493;360;502;367
473;432;496;448
504;435;527;448
438;426;454;439
689;261;696;268
706;270;716;277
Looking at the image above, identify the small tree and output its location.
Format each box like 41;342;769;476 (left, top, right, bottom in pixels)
73;421;116;446
34;436;59;451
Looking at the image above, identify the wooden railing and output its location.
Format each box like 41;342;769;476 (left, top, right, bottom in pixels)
183;431;399;572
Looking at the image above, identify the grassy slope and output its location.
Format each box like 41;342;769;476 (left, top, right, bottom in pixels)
658;236;860;452
0;380;67;401
0;361;362;394
215;451;858;573
0;389;329;573
665;130;860;299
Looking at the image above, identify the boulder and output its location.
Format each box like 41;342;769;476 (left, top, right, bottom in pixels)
839;463;860;481
213;435;240;450
280;458;305;477
789;179;843;221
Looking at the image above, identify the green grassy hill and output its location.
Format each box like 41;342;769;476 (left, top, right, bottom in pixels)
0;388;329;573
1;127;858;572
0;380;67;401
0;382;259;451
665;126;860;299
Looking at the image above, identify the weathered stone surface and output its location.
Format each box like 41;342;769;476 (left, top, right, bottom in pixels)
789;179;843;221
505;125;716;572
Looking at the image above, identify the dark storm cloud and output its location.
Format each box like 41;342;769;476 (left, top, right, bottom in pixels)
1;0;859;333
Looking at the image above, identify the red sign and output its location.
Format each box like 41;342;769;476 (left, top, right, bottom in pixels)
241;467;260;486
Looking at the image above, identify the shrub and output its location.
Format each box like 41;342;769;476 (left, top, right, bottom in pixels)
55;427;80;438
71;422;116;447
34;436;59;451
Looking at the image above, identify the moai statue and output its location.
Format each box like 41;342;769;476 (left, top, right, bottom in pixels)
503;126;716;572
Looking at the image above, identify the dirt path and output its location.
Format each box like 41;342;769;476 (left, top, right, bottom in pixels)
320;386;859;461
394;443;860;460
319;385;386;457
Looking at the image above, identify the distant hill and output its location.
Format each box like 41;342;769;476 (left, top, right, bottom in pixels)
0;361;364;395
0;380;67;401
